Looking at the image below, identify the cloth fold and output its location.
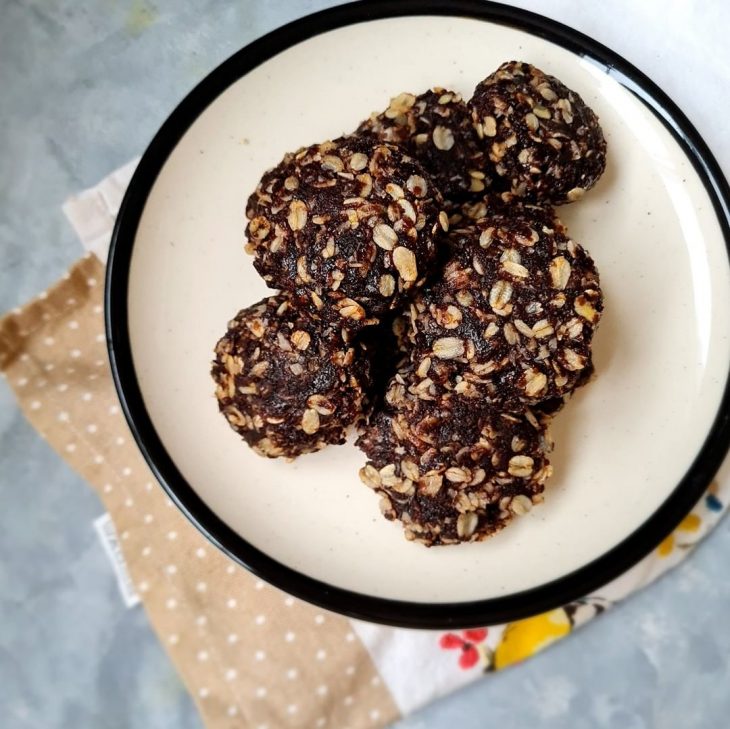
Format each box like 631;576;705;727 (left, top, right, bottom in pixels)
0;163;727;729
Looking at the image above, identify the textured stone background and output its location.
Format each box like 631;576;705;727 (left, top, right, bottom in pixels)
1;1;729;727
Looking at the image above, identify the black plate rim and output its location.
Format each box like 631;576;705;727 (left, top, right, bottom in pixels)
106;0;730;629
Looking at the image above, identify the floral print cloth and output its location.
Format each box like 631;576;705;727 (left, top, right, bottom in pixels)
351;470;728;714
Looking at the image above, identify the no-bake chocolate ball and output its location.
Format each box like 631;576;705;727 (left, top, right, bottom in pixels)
407;205;602;409
357;88;497;201
357;369;553;545
212;292;371;458
469;61;606;204
245;136;446;326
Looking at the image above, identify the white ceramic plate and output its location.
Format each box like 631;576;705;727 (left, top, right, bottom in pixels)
107;1;730;627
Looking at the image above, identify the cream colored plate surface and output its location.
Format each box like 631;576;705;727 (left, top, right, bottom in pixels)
127;16;730;603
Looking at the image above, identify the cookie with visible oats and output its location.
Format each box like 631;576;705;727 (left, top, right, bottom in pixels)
245;136;446;327
407;206;602;409
356;371;553;545
357;88;497;201
469;61;606;204
212;292;371;458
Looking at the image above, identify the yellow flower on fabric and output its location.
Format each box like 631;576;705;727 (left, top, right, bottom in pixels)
657;513;701;557
493;609;571;670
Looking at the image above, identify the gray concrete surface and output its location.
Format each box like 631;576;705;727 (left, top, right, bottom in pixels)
1;2;729;728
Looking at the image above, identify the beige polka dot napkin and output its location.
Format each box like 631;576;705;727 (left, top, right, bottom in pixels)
0;253;399;729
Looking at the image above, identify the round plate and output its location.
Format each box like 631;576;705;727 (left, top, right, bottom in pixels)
107;0;730;628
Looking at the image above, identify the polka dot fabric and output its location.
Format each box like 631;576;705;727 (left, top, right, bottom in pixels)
0;255;399;729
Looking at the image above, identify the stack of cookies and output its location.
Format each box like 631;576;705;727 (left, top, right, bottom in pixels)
212;61;606;545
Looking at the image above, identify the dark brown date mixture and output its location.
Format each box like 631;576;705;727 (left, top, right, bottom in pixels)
245;136;447;326
212;292;371;458
469;61;607;205
356;368;553;545
406;206;602;409
357;312;412;414
356;88;498;202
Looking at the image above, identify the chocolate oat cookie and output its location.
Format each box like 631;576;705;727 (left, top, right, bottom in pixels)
357;88;497;201
407;206;603;408
212;292;371;458
245;136;446;326
470;61;607;204
357;372;553;545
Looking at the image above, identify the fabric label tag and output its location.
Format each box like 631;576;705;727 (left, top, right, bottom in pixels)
94;512;140;608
